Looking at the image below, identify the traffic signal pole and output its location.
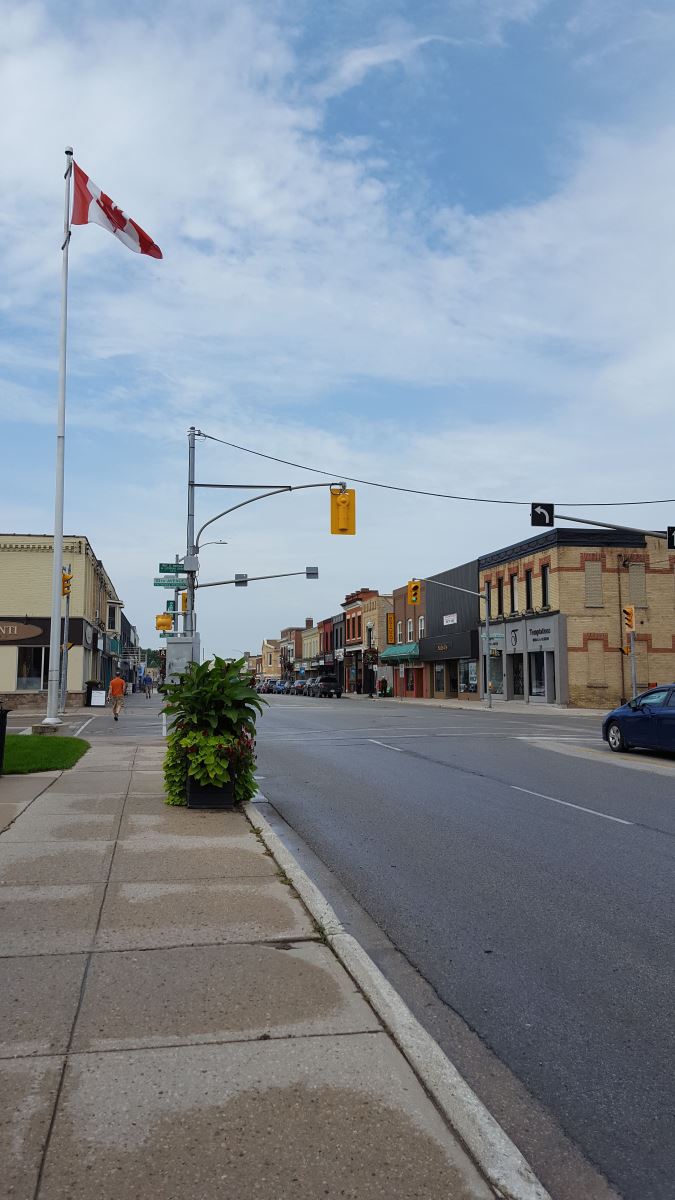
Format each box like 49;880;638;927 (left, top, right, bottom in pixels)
58;563;71;714
629;631;638;699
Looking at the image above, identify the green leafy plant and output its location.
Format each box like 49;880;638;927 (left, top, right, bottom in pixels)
161;657;264;806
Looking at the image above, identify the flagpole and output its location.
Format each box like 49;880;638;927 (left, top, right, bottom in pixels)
43;147;73;726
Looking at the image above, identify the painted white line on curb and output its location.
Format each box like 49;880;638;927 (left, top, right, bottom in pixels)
244;797;551;1200
73;717;94;738
511;785;633;826
368;739;403;751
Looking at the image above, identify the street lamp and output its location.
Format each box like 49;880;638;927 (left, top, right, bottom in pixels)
200;540;228;549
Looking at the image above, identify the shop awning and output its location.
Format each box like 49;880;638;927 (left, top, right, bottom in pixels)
379;642;419;662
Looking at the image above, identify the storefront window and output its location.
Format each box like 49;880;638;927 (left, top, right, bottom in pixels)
529;651;545;697
405;668;415;690
459;659;477;693
488;653;504;695
434;664;445;695
17;646;49;690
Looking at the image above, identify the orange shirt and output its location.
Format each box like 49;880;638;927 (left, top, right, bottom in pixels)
109;677;126;697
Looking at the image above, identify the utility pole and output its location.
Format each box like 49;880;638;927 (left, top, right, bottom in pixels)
483;585;492;710
58;562;71;714
174;553;180;636
629;630;638;699
186;426;198;647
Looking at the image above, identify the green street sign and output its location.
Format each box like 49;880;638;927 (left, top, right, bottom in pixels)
159;631;178;638
158;562;179;573
166;600;176;612
154;576;187;587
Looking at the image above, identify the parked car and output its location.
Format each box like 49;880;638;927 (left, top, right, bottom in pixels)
309;674;342;698
602;685;675;753
274;680;285;694
291;679;307;695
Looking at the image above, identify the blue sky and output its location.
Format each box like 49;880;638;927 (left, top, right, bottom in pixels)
2;0;675;656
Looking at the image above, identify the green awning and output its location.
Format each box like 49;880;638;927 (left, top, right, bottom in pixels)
379;642;419;662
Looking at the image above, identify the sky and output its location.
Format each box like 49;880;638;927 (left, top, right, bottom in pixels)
2;0;675;659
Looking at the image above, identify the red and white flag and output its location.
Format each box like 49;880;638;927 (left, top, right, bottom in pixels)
71;161;162;259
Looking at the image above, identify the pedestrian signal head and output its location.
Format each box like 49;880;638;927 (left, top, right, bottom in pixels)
61;571;73;596
330;487;356;535
155;613;173;631
407;580;421;605
622;605;635;632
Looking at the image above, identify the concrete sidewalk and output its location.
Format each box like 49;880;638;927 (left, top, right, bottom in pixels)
344;694;606;718
0;740;502;1199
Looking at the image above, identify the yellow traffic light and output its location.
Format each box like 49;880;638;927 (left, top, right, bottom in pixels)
155;613;173;631
622;605;635;633
407;580;421;605
330;487;356;535
181;591;188;613
61;571;73;597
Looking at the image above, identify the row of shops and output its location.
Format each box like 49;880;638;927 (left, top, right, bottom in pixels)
266;528;673;709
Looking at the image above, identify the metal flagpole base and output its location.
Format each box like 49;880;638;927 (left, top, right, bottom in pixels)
41;716;63;726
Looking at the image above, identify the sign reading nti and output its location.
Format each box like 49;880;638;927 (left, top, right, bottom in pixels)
154;576;187;588
531;502;554;528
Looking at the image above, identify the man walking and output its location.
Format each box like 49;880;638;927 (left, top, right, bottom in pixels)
144;673;153;699
108;671;126;721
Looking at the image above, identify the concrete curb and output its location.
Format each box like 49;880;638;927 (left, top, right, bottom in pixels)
244;797;551;1200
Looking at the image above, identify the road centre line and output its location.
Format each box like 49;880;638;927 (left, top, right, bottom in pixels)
369;739;404;751
511;785;633;825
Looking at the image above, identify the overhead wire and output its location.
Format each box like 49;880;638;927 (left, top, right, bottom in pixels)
200;432;675;509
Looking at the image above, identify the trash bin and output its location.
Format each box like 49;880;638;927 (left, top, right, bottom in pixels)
0;704;10;776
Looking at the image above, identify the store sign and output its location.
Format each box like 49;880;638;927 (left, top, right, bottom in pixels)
443;613;457;626
0;621;43;642
386;613;395;644
527;623;555;650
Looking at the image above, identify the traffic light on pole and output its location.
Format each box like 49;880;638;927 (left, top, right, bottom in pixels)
622;605;635;633
61;571;73;597
330;487;356;535
407;580;421;605
181;591;188;613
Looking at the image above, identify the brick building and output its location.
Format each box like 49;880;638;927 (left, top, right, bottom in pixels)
478;529;675;708
381;582;428;698
0;533;126;708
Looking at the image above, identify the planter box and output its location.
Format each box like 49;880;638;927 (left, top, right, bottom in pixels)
186;774;236;810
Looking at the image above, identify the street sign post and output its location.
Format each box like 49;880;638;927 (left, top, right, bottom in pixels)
531;503;554;527
154;576;187;588
668;527;675;550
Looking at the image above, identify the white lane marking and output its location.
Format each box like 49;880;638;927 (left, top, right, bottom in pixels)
73;717;94;737
369;739;403;752
515;736;600;742
511;785;633;826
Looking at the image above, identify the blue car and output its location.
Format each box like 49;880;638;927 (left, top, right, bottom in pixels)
602;685;675;753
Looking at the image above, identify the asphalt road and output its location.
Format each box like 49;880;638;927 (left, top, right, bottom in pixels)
255;696;675;1200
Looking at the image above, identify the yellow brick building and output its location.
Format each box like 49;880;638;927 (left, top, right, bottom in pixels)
479;530;674;708
0;533;124;708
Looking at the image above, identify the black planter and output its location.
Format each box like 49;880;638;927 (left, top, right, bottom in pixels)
186;774;237;810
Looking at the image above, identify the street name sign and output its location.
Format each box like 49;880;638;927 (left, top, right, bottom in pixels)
668;527;675;550
531;502;554;527
154;576;187;588
158;563;178;573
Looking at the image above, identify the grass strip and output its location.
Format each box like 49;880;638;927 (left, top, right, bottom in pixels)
2;735;90;775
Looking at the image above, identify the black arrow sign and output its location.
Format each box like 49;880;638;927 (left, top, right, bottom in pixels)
531;502;554;528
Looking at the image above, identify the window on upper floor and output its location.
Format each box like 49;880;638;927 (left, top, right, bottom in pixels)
584;561;603;607
407;617;413;642
397;621;402;644
541;564;550;608
418;615;425;638
485;580;491;617
629;562;647;608
357;615;362;640
525;569;533;611
496;578;504;616
107;604;116;630
509;573;518;613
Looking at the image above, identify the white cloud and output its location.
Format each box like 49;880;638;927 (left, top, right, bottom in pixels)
315;33;456;100
1;0;675;655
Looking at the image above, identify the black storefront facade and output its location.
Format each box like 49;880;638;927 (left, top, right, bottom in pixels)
419;559;481;699
0;615;113;707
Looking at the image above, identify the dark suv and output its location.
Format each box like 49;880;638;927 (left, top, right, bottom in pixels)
310;674;342;698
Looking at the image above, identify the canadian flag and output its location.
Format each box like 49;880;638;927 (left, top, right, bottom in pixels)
71;162;162;259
